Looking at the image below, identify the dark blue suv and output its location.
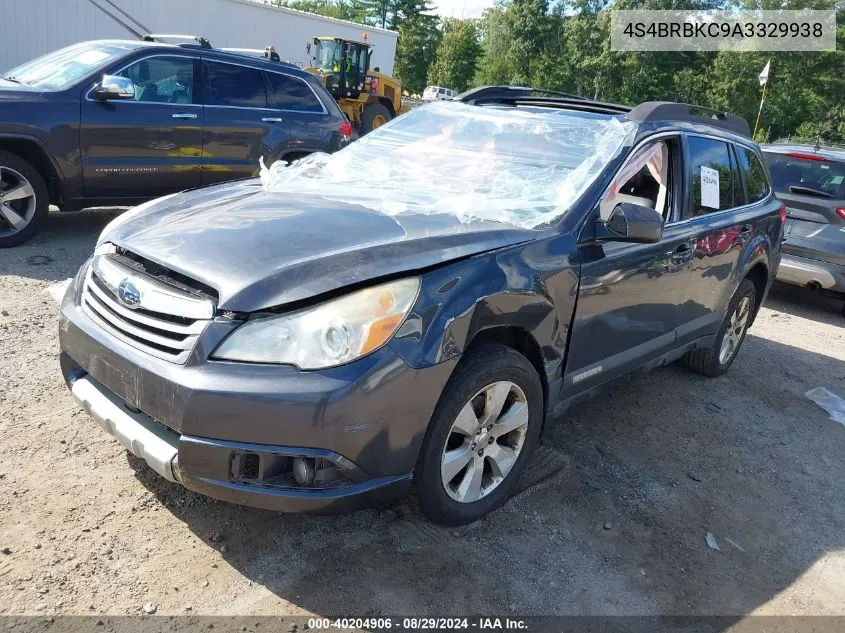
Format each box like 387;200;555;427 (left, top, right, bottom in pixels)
0;37;350;246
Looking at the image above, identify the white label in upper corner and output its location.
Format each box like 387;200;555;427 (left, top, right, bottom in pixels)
701;166;720;209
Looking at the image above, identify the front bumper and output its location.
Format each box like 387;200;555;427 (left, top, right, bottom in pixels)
59;289;456;514
776;252;845;294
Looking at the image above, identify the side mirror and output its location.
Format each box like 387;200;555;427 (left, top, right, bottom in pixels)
92;75;135;101
306;42;312;54
595;202;664;243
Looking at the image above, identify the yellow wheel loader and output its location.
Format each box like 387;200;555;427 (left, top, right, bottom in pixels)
305;36;411;135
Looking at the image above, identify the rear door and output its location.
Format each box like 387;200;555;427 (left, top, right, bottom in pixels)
675;136;771;345
200;59;291;186
80;54;203;199
763;150;845;265
265;70;337;157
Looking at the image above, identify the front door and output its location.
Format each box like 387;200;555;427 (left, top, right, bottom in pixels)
200;60;291;186
564;136;692;395
80;54;203;200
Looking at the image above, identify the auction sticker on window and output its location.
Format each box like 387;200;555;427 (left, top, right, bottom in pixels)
701;166;720;209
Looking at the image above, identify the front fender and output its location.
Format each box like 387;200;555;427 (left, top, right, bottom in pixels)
389;237;579;402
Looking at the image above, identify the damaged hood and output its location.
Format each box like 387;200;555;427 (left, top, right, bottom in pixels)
102;180;537;312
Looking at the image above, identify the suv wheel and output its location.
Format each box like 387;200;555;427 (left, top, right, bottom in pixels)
0;150;49;247
416;343;543;525
684;278;757;377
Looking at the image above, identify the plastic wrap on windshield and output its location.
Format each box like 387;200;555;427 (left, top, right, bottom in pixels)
260;101;636;229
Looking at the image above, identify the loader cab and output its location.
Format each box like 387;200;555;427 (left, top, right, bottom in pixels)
309;37;370;99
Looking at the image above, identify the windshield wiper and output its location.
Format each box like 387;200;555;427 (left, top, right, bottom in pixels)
1;76;26;85
788;185;835;199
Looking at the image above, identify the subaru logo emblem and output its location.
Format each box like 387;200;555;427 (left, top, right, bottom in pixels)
117;278;142;309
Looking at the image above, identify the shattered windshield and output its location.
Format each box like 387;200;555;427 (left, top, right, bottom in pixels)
261;101;636;229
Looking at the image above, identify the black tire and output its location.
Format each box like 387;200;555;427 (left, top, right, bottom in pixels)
0;150;49;248
683;278;757;377
360;103;392;135
415;343;544;526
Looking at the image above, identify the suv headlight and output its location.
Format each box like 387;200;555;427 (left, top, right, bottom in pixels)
212;278;420;369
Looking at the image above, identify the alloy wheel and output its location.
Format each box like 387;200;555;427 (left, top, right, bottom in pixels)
719;295;751;365
0;166;37;238
440;381;530;503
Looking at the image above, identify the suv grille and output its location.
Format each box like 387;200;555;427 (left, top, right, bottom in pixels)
81;255;215;364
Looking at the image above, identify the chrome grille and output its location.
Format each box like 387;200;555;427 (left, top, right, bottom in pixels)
81;255;215;364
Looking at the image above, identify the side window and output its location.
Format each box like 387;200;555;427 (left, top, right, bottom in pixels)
118;56;195;104
736;146;770;205
601;140;671;221
267;73;323;113
687;136;733;216
205;61;266;108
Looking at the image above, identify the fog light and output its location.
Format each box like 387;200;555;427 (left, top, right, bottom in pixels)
293;457;315;485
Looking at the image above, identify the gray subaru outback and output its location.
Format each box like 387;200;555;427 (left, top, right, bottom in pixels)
59;88;783;525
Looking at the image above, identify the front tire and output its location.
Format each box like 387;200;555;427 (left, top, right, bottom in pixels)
416;343;543;526
683;278;757;377
0;150;49;248
360;103;392;135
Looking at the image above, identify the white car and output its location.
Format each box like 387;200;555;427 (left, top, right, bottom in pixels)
423;86;455;101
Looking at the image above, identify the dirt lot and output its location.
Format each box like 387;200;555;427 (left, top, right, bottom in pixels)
1;208;845;619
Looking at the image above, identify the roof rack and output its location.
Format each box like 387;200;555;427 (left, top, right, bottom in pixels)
220;47;298;67
142;33;212;49
458;85;587;104
458;87;752;137
457;85;633;116
771;137;845;152
627;102;751;138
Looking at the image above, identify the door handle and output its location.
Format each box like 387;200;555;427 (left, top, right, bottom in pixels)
172;113;197;119
262;117;283;123
669;243;694;266
739;224;753;244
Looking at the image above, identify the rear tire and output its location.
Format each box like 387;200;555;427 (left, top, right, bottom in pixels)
0;150;49;248
415;343;543;526
360;103;391;135
683;278;757;377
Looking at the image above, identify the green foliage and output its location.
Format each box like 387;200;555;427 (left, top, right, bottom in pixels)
395;13;441;93
276;0;370;23
275;0;845;142
427;19;482;92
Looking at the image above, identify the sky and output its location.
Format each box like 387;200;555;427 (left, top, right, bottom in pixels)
431;0;495;19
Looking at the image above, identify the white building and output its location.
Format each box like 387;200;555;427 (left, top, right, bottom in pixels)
1;0;398;75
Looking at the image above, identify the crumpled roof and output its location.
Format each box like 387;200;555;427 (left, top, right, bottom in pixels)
261;101;636;229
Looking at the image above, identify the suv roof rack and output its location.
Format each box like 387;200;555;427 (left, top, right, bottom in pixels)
457;85;631;116
142;34;212;49
627;102;751;138
220;47;299;68
458;85;587;104
458;86;751;137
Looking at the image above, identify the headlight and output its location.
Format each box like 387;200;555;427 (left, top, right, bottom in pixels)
212;277;420;369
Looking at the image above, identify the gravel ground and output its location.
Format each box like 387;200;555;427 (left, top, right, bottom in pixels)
1;208;845;618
